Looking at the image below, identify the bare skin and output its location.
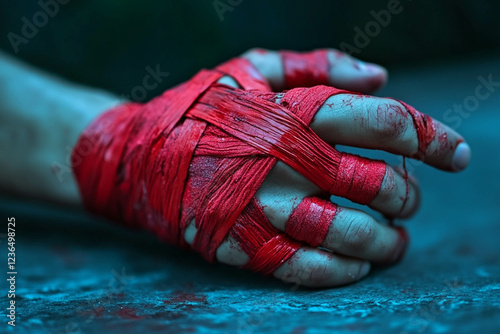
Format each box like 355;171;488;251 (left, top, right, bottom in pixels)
0;49;470;287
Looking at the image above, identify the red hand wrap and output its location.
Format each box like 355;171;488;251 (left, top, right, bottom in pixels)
229;199;301;275
398;100;436;157
280;50;330;88
285;197;338;247
72;54;389;275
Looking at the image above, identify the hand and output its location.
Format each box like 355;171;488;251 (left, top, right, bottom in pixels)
73;48;470;287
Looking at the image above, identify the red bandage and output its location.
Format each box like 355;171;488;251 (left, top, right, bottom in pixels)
72;51;423;275
281;50;330;88
398;100;436;157
230;199;301;275
285;197;337;247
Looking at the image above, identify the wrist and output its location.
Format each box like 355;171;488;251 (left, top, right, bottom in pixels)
51;85;123;206
0;51;123;205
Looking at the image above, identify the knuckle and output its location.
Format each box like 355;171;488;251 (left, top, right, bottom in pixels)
370;100;409;141
329;48;352;61
343;213;376;251
242;47;269;58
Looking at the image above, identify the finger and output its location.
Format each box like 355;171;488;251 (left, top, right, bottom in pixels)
216;234;250;266
213;195;370;288
186;219;251;266
310;93;471;172
242;48;387;93
273;247;371;288
286;198;409;264
196;85;421;215
214;197;303;276
260;153;420;219
256;166;410;262
184;162;379;288
216;230;371;288
369;163;419;217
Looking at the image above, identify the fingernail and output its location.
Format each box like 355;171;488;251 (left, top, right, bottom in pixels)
359;262;371;278
452;142;471;171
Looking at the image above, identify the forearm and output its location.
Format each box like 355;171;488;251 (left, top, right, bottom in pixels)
0;51;120;206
